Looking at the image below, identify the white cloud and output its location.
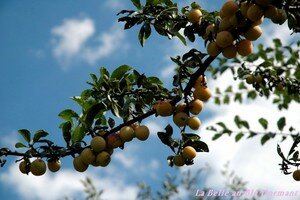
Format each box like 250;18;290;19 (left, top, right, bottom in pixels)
51;16;128;70
261;22;300;46
0;163;138;200
104;0;125;10
52;17;95;67
0;131;19;149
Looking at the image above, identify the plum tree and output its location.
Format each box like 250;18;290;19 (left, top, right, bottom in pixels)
0;0;299;184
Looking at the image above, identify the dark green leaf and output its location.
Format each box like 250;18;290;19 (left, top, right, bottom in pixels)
72;124;86;143
212;133;222;140
15;142;27;148
58;109;79;121
235;132;244;142
60;121;72;145
277;117;286;131
258;118;268;130
131;0;141;9
84;103;106;126
108;118;115;128
111;65;132;80
18;129;31;143
165;124;173;136
33;130;49;143
185;140;209;152
182;133;201;142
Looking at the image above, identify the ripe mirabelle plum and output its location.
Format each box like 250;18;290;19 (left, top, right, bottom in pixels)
173;112;189;127
193;85;212;102
187;9;202;24
188;116;201;130
189;99;203;115
246;74;255;84
80;148;96;165
175;103;187;113
107;133;123;148
134;125;150;141
247;4;264;22
207;42;222;57
293;170;300;181
173;155;185;167
30;159;46;176
264;5;278;19
47;159;61;172
156;101;173;117
216;31;234;48
220;1;239;18
73;156;88;172
90;136;106;153
236;39;253;56
182;146;197;160
119;126;135;142
19;160;29;174
255;0;271;7
96;151;111;167
222;45;237;59
244;26;262;41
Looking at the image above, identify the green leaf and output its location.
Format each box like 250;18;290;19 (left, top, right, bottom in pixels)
261;133;275;145
182;133;201;142
33;130;49;143
84;103;106;126
111;65;132;80
60;121;72;145
131;0;141;9
212;133;222;140
15;142;27;148
58;109;79;122
165;124;173;136
277;117;286;131
72;124;86;143
235;132;244;142
138;22;151;46
173;31;187;46
18;129;31;143
185;140;209;152
157;131;175;152
258;118;268;130
108;117;115;128
147;77;163;85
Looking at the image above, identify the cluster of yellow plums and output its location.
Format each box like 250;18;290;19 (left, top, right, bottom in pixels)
187;0;287;59
154;75;211;166
18;124;150;175
245;73;285;91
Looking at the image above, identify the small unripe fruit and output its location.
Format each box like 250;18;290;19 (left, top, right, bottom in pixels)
244;26;262;41
156;101;173;116
222;45;237;59
189;99;203;115
107;133;123;148
276;82;284;91
30;159;46;176
254;75;263;84
173;155;185;167
236;40;253;56
134;125;150;141
19;160;29;174
80;148;96;165
293;170;300;181
247;4;264;22
246;74;255;84
207;42;221;57
173;112;189;127
73;156;88;172
216;31;234;48
47;159;61;172
182;146;197;160
119;126;135;142
187;9;203;24
188;117;201;130
193;85;212;102
90;136;106;153
96;151;111;167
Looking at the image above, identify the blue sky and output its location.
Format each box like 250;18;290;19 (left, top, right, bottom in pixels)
0;0;300;200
